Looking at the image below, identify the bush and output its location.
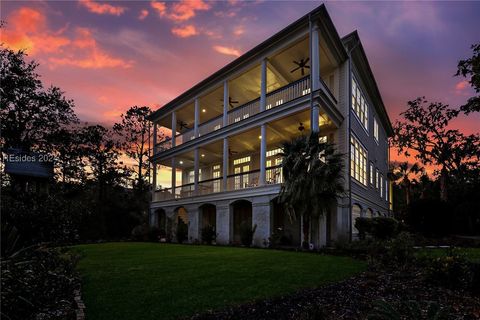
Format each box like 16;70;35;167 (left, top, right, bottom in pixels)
240;222;257;246
148;226;161;242
1;245;79;320
176;219;188;244
424;248;473;290
367;299;451;320
201;225;217;245
406;199;452;237
268;227;293;248
355;217;373;240
370;217;399;240
131;223;149;241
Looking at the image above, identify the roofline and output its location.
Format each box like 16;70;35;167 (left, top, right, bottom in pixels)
148;4;348;121
342;31;394;136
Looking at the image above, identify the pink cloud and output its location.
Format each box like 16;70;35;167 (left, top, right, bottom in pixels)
455;80;469;91
151;1;167;17
138;9;149;20
169;0;211;22
171;25;198;38
213;45;241;57
233;25;245;36
78;0;126;16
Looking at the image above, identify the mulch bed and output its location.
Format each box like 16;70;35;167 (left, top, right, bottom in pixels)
189;267;480;320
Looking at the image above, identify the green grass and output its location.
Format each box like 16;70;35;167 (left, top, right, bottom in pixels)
415;247;480;262
74;242;366;320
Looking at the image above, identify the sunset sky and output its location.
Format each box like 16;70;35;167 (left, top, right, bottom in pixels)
1;1;479;165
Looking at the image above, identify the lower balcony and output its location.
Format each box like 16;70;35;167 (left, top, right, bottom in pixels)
152;107;336;203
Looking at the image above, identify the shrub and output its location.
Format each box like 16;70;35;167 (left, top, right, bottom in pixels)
406;199;452;237
240;222;257;246
176;219;188;244
355;217;373;240
148;226;161;242
383;232;415;266
201;225;217;245
424;248;473;290
131;223;149;241
1;245;79;320
370;217;399;240
367;299;451;320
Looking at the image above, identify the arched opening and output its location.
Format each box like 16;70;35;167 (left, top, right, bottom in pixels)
352;204;362;238
199;204;216;239
271;198;300;247
231;200;252;244
366;208;374;218
174;206;189;243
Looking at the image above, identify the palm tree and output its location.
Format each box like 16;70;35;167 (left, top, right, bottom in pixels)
391;162;424;206
278;131;344;248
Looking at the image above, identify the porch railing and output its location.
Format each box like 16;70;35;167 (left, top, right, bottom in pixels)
226;169;260;191
198;177;223;195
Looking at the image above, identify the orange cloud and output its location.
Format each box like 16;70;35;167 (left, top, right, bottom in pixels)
139;9;149;20
151;1;167;17
78;0;126;16
213;45;241;57
233;25;245;36
455;80;469;90
1;7;70;54
169;0;211;21
49;28;133;69
171;25;198;38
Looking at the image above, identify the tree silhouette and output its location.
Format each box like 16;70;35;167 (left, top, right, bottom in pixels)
456;43;480;114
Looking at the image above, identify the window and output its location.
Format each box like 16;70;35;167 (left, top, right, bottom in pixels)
266;148;282;157
266;148;283;184
380;174;384;198
370;162;374;186
385;179;389;201
351;77;369;130
212;165;221;192
187;169;202;184
350;135;367;186
376;169;380;189
233;156;250;165
373;117;379;142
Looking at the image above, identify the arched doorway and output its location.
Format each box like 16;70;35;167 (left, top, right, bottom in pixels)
200;204;216;229
174;206;189;243
352;204;362;238
366;208;374;218
232;200;252;244
271;198;300;246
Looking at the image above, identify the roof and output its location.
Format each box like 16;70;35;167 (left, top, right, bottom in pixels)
4;150;54;179
341;31;394;136
148;4;348;121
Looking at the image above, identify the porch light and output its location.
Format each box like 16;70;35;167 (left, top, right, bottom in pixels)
201;154;205;158
258;135;262;139
202;109;206;113
179;161;184;165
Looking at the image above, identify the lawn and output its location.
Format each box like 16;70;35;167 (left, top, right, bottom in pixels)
74;242;366;320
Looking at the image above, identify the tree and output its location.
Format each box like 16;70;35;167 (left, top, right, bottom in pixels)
49;127;86;184
113;106;153;191
390;162;424;206
456;43;480;114
0;47;78;152
392;98;480;201
279;131;344;247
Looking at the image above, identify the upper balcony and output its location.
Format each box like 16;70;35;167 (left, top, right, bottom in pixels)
152;34;341;157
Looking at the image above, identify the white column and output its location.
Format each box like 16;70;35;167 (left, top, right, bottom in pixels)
260;59;267;112
194;99;200;138
312;103;320;132
194;148;199;194
311;24;320;91
260;124;267;185
171;111;177;147
171;157;176;197
223;80;229;126
223;138;229;191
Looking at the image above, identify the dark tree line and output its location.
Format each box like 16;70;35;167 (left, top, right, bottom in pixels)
391;43;480;236
1;45;154;252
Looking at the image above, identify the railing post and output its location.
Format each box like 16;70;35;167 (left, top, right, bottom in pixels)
171;111;176;147
223;80;229;126
260;124;267;185
194;148;199;195
171;157;176;198
223;138;229;191
260;58;267;112
194;99;200;138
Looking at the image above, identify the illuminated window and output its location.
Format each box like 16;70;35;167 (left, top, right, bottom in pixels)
385;179;388;201
302;88;311;95
376;169;380;189
351;77;369;130
350;135;367;186
214;124;221;131
212;164;221;192
373;117;379;142
187;169;202;184
380;174;384;198
266;148;282;157
275;99;284;106
233;156;250;166
266;104;272;110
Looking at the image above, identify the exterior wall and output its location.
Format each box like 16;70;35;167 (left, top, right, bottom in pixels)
349;65;390;221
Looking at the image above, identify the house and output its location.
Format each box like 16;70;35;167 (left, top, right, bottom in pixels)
148;4;393;247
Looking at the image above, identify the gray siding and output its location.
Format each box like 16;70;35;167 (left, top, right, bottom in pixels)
349;65;389;217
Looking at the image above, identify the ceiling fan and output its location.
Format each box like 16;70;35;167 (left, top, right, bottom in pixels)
290;58;310;76
220;97;239;109
177;120;190;130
